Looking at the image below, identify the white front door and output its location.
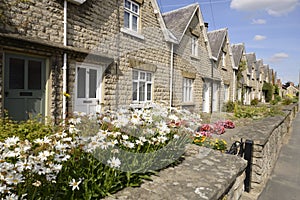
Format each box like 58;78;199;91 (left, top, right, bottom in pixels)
74;63;102;114
202;82;210;113
212;82;219;112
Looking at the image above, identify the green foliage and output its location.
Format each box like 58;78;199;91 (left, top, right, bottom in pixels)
270;95;282;105
0;116;54;142
262;82;274;102
193;137;227;152
250;98;259;106
282;97;293;105
1;104;204;199
223;101;235;113
274;85;280;96
234;104;283;119
237;61;247;83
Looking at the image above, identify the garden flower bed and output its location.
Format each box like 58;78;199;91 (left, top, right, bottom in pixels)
0;103;232;199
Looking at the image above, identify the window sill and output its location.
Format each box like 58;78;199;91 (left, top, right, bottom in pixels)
181;102;195;106
130;102;152;109
121;28;145;40
190;55;200;60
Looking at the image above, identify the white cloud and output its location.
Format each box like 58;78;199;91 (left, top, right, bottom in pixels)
251;19;266;24
254;35;267;41
230;0;300;16
269;53;289;63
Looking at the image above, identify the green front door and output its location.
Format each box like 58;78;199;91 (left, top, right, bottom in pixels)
4;54;46;121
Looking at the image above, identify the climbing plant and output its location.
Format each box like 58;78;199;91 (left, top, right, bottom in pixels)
236;60;247;103
262;82;274;102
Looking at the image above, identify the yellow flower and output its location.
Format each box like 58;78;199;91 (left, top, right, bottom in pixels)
63;92;71;98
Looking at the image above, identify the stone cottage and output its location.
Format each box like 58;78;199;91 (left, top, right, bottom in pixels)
0;0;177;122
246;53;257;103
207;28;234;110
162;3;216;113
231;43;247;103
255;59;265;102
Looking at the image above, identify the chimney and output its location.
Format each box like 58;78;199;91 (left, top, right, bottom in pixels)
204;22;209;34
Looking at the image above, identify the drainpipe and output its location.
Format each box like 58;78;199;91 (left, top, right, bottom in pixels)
233;70;236;101
62;0;68;120
170;43;174;108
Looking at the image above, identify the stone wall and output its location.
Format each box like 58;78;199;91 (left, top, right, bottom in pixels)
232;103;299;199
105;145;247;200
0;0;173;118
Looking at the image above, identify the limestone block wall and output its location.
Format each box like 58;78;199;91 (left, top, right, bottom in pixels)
105;145;247;200
0;0;172;116
172;15;212;113
233;103;299;198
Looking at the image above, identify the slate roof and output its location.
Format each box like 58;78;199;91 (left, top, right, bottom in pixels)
256;59;263;78
207;28;227;59
231;43;245;69
246;53;256;74
162;3;198;42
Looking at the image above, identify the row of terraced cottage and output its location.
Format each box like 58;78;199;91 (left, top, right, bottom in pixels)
0;0;279;122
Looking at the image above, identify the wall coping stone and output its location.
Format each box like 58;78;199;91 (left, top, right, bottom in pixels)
231;105;298;146
105;144;247;200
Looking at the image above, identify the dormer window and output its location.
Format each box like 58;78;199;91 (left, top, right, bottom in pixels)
124;0;140;32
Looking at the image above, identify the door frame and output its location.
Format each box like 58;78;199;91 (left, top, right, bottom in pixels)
3;52;49;120
202;81;210;113
74;62;103;114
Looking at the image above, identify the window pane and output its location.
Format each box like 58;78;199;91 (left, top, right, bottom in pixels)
147;83;151;101
133;82;138;101
9;58;25;89
89;69;97;98
140;72;145;80
132;4;139;13
28;60;42;90
125;0;131;9
146;73;152;81
139;82;145;101
124;12;130;29
77;67;86;98
133;70;138;80
132;15;138;31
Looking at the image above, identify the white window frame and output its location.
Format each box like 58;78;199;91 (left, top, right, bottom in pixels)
224;84;229;102
191;35;198;57
132;70;153;103
222;52;226;67
124;0;140;32
183;77;193;102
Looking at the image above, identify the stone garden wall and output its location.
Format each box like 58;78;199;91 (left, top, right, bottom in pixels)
105;104;298;200
233;103;299;199
105;145;247;200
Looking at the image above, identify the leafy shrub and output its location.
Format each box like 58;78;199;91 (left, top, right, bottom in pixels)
223;101;235;113
282;97;293;105
275;95;282;102
262;82;274;102
270;99;278;105
0;117;54;142
234;104;283;119
250;98;259;106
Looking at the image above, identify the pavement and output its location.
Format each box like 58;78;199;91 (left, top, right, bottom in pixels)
258;112;300;200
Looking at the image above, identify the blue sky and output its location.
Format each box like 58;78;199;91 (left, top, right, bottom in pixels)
158;0;300;85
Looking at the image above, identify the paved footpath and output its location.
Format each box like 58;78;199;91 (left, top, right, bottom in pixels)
258;112;300;200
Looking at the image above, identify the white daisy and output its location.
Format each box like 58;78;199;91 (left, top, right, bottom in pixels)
107;157;121;168
69;178;82;191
